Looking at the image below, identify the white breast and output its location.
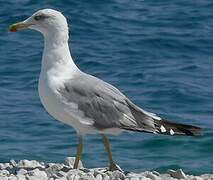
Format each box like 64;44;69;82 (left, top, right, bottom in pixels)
38;72;99;135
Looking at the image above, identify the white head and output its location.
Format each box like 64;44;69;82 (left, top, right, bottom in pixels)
9;9;69;42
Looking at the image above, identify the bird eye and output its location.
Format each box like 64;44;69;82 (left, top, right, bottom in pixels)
34;15;45;21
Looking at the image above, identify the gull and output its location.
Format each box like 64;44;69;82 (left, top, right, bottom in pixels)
9;9;202;171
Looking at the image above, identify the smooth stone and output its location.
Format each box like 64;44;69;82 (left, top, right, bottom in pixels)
79;172;95;180
0;163;12;170
67;174;75;180
17;160;44;169
146;173;162;180
16;174;26;180
28;168;48;180
201;174;213;180
67;174;81;180
8;174;18;180
96;174;103;180
60;166;72;172
110;170;126;180
55;177;67;180
102;175;110;180
9;160;17;167
46;163;56;167
0;169;10;177
0;177;8;180
57;170;67;178
143;171;162;180
167;169;187;179
67;169;83;176
64;157;83;169
45;164;64;178
16;169;28;176
190;176;203;180
152;171;161;176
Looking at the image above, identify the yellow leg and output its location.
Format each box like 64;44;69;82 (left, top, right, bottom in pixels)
73;136;83;169
102;134;119;171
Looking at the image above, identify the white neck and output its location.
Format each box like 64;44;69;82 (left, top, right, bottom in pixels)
41;33;79;78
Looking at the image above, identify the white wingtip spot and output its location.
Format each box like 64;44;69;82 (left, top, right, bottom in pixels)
160;125;166;133
170;129;175;135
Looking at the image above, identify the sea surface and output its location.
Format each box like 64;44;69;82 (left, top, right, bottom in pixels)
0;0;212;175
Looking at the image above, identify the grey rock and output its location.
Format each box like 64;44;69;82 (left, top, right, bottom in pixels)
152;171;161;177
9;160;17;168
0;158;212;180
8;175;18;180
102;175;110;180
45;164;63;178
67;174;75;180
64;157;83;169
0;163;12;170
201;174;213;180
92;168;107;175
188;176;203;180
55;177;67;180
0;170;9;177
167;169;187;179
126;173;149;180
79;172;95;180
161;173;177;180
96;174;103;180
28;168;47;180
0;164;5;170
146;172;161;180
60;165;72;173
110;170;126;180
81;168;91;173
46;163;56;167
57;170;67;178
67;169;83;176
17;160;44;169
0;177;8;180
16;174;26;180
67;174;81;180
73;174;81;180
16;169;27;176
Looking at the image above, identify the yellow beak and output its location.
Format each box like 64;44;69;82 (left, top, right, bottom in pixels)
9;22;33;32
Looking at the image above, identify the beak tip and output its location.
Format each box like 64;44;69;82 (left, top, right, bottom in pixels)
9;25;17;32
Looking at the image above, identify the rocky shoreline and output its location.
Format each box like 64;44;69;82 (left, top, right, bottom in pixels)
0;157;212;180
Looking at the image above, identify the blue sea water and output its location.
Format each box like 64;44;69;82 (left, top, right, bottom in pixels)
0;0;213;175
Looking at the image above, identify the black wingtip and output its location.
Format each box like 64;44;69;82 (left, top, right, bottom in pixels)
156;119;203;137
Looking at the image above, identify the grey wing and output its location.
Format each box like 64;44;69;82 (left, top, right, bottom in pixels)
58;73;161;133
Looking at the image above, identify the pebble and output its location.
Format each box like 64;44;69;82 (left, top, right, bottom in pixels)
0;163;12;170
67;174;81;180
17;160;44;169
146;172;162;180
9;160;17;167
45;164;63;178
16;174;26;180
16;169;27;176
0;177;8;180
64;157;83;169
28;168;48;180
0;170;9;177
96;174;103;180
110;170;126;180
0;158;211;180
167;169;187;179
